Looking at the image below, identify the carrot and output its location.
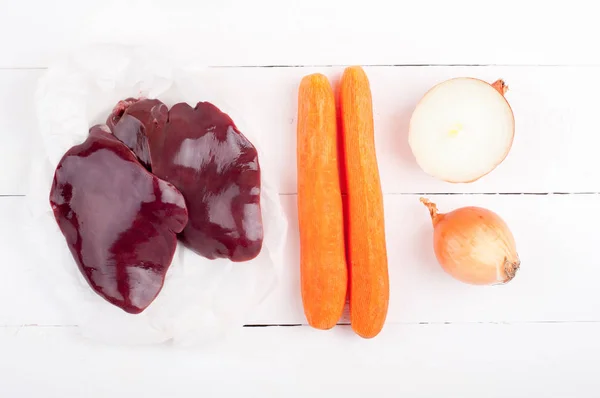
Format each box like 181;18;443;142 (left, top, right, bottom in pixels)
296;73;348;330
339;66;389;339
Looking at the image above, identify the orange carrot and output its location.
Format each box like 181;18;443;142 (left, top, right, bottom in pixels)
339;66;389;339
297;73;348;330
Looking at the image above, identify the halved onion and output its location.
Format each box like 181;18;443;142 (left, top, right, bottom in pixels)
408;78;515;183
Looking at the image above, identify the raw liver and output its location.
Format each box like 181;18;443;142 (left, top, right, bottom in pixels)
154;102;263;262
108;99;264;262
49;125;188;313
106;98;168;170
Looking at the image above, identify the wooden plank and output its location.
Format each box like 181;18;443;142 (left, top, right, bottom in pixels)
0;197;65;326
4;193;600;326
3;66;600;195
0;70;44;195
199;65;600;194
249;193;600;325
0;1;598;68
1;323;599;397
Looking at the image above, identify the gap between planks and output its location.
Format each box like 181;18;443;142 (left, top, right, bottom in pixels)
215;64;600;68
279;192;600;196
2;64;600;71
244;320;600;327
3;193;600;199
4;320;600;329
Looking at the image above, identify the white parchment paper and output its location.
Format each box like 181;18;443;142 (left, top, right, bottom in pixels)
24;44;288;346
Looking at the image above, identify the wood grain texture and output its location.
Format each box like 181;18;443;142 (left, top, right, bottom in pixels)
249;194;600;326
3;67;600;196
1;323;600;397
0;197;67;326
0;1;598;68
5;194;600;327
1;3;599;393
0;70;42;195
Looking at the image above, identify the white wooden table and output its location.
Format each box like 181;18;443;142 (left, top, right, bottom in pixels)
2;1;600;396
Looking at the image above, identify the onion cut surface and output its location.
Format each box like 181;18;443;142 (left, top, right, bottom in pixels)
408;78;515;183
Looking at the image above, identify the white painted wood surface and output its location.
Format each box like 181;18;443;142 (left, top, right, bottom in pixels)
2;323;599;397
1;1;599;68
2;1;600;396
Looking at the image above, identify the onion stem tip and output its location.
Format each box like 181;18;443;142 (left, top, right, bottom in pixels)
420;197;440;224
491;79;508;95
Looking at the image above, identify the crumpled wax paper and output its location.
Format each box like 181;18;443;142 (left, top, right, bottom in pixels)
23;44;288;346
